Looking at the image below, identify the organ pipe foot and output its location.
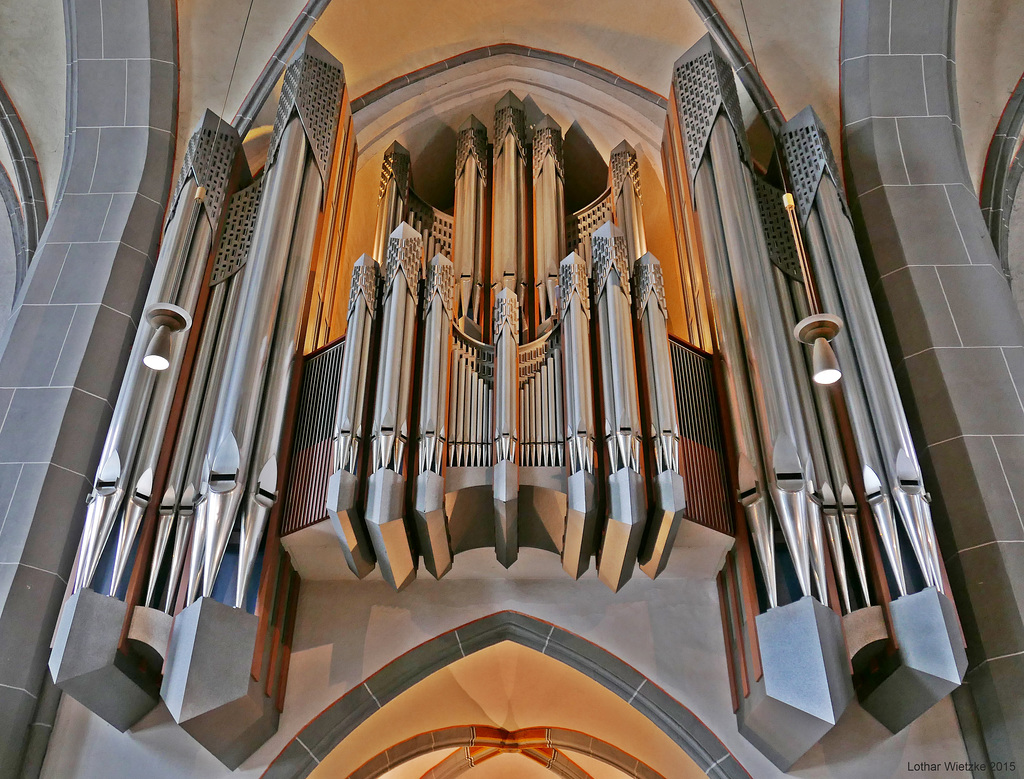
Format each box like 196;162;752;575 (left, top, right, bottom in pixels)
494;460;519;568
598;467;647;592
49;589;160;731
639;469;686;579
161;597;278;769
738;596;854;770
860;587;966;733
365;468;416;590
326;470;377;578
413;471;453;579
562;469;598;579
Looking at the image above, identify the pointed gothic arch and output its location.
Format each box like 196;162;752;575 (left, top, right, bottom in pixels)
263;611;749;779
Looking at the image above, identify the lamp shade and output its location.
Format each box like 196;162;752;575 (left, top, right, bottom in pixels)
143;325;172;371
812;337;841;385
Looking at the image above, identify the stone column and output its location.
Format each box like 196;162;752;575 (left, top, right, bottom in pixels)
842;0;1024;768
0;0;177;774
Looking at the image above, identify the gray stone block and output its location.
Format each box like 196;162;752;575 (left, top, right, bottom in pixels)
844;119;909;197
50;305;137;400
161;597;279;769
931;347;1024;437
738;597;854;770
19;243;72;304
843;56;928;123
0;388;71;464
17;464;89;576
91;127;152;195
0;684;38;777
877;266;961;356
75;59;127;129
126;59;177;133
50;243;119;306
0;304;76;388
890;0;953;54
922;55;952;118
861;588;966;733
839;0;889;57
61;128;100;196
44;194;112;243
72;0;104;60
53;388;111;477
897;116;971;186
101;0;155;59
49;588;160;731
938;265;1024;347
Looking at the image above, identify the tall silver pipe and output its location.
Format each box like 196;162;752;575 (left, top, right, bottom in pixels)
710;116;815;601
492;287;520;567
73;180;201;594
453;117;488;330
364;222;422;590
803;188;908;596
235;158;323;608
817;177;941;592
533;115;566;328
327;254;379;578
490;92;528;331
591;222;646;592
107;198;212;596
414;254;456;578
201;117;308;598
634;252;686;579
373;142;411;266
611;141;647;263
692;163;777;607
772;267;831;606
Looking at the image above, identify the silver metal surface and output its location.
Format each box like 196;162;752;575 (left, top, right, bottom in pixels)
327;255;379;578
373;142;411;267
533;115;566;327
236;157;323;608
414;254;456;578
492;287;520;567
490;92;528;332
364;223;423;590
201;116;309;598
453;116;488;329
591;222;646;591
633;252;686;579
611;141;646;263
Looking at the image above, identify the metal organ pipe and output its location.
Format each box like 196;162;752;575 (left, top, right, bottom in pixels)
201;116;308;598
692;163;777;606
453;117;488;330
611;141;647;263
559;252;598;579
709;116;816;603
108;194;212;597
326;254;379;578
235;157;323;608
490;92;528;334
532;115;566;328
633;252;687;579
373;142;411;266
492;287;520;567
73;179;203;594
364;223;423;590
591;222;646;592
414;254;456;578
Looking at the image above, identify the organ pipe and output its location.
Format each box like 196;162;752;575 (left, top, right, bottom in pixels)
453;116;488;331
532;115;566;328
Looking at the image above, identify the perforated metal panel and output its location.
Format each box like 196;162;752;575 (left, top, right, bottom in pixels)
385;228;423;291
532;124;564;181
268;45;345;184
210;178;264;285
566;189;613;267
672;38;747;186
633;256;667;316
170;115;240;229
780;107;845;226
611;145;641;202
591;228;632;302
753;175;803;282
379;143;411;202
456;120;489;185
494;101;527;158
423;254;455;319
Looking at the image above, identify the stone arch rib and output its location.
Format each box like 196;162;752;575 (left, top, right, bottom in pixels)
263;611;749;779
0;79;48;292
348;725;665;779
979;71;1024;275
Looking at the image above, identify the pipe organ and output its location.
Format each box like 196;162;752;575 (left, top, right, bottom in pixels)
49;31;965;772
